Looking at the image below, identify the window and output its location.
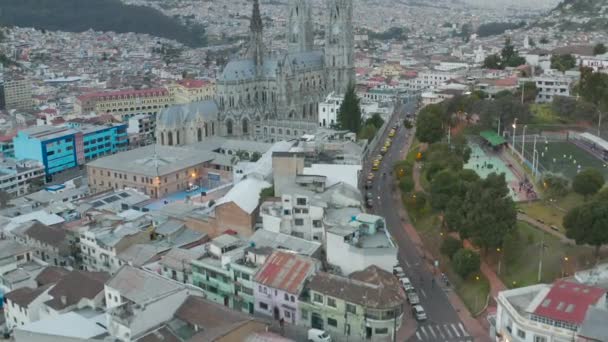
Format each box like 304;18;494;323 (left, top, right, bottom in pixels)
517;330;526;339
327;318;337;327
296;197;307;206
313;293;323;304
294;219;304;226
534;336;547;342
327;297;337;308
284;310;291;318
284;293;289;301
346;303;356;314
290;295;295;302
375;328;388;334
259;302;269;310
301;309;309;320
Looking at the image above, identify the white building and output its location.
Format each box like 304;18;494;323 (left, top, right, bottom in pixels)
0;159;45;198
326;213;398;275
527;71;579;103
260;191;326;242
126;114;155;146
318;92;344;128
493;279;608;342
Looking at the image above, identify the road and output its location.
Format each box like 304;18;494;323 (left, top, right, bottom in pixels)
366;100;474;342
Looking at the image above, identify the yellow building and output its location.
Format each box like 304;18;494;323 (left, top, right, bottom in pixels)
75;88;173;121
3;79;33;111
167;79;216;104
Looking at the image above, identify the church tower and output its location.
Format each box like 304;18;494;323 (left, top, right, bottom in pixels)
324;0;354;94
288;0;314;53
246;0;265;73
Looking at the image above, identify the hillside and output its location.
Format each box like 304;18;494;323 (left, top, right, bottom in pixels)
536;0;608;31
0;0;207;47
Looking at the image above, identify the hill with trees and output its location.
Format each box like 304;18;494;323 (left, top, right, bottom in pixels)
536;0;608;31
0;0;207;47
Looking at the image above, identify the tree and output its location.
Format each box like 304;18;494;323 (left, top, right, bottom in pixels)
542;174;570;197
250;152;262;162
593;43;607;55
399;177;414;193
260;186;275;200
430;170;461;211
460;23;472;42
515;81;538;104
572;168;605;199
564;199;608;258
337;85;362;134
576;67;608;112
483;54;502;69
415;104;445;144
452;249;481;278
501;37;526;67
365;113;384;129
440;236;463;259
550;54;577;72
358;124;377;142
540;36;549;44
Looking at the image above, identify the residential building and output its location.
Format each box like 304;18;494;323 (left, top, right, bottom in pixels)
74;88;172;122
300;266;407;341
12;222;72;267
493;280;608;342
13;123;127;179
159;247;206;284
167;79;216;103
126;114;155;146
524;71;579;103
253;250;321;324
260;191;326;242
86;144;231;198
248;229;322;257
4;283;54;330
318;92;344;128
0;239;33;276
0;159;45;198
3;78;32;111
326;213;398;276
105;265;199;341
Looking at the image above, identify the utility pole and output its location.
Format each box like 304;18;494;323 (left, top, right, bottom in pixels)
521;125;528;162
511;118;518;154
538;232;545;282
521;81;525;105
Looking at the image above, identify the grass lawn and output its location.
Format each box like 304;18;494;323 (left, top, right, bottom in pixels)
494;221;605;288
456;275;490;314
518;192;583;232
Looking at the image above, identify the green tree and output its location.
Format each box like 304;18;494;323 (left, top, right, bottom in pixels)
365;113;384;129
540;36;549;44
572;168;605;199
430;170;461;211
564;199;608;258
515;81;539;104
577;67;608;112
250;152;262;162
337;85;362;134
501;37;526;67
260;186;275;200
440;236;463;259
593;43;607;55
452;249;481;278
483;54;502;69
542;174;570;197
399;177;415;193
415;104;446;144
358;124;377;142
550;54;577;72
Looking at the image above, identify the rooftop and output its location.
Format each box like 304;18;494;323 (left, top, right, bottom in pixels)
45;270;110;310
254;250;318;294
106;265;183;305
15;311;107;340
248;229;322;256
87;144;216;177
532;280;605;325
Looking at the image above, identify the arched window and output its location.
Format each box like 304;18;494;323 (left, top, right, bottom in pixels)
302;104;307;118
212;122;215;135
160;132;165;145
226;120;233;135
242;118;249;134
204;123;209;137
197;128;202;141
176;131;180;145
168;132;173;146
310;103;314;116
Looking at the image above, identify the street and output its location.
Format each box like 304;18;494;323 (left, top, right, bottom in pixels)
366;99;474;342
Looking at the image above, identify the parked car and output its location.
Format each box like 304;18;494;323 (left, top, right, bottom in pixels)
308;328;332;342
186;184;200;193
366;199;373;208
407;291;420;305
412;305;427;321
400;277;415;292
393;266;404;276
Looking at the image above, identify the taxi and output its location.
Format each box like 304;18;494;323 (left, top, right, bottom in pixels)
388;129;396;138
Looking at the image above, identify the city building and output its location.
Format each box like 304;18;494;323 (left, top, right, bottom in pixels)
12;222;72;267
253;250;320;324
3;78;32;111
0;133;15;158
126;114;156;146
159;247;206;284
318;92;344;128
13;123;127;179
326;213;398;276
0;159;45;197
524;71;579;103
300;266;407;341
167;79;216;103
493;279;607;342
86;144;230;198
0;239;33;275
155;100;219;146
74;88;172;122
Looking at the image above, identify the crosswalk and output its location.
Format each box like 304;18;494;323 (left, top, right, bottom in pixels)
414;323;470;341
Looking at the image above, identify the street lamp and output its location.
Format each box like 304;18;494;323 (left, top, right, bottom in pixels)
497;247;503;275
521;125;528;161
511;118;518;153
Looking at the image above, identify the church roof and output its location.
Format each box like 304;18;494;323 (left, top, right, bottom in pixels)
157;100;218;128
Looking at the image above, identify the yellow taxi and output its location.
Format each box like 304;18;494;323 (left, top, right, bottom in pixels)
367;172;374;180
373;159;381;166
385;139;392;147
388;129;396;138
376;154;383;162
380;146;388;154
372;164;379;171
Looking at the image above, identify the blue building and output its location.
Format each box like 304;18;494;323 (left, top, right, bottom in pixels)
14;124;127;179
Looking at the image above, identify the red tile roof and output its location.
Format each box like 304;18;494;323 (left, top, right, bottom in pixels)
533;280;605;325
177;79;210;88
77;88;168;102
254;251;317;294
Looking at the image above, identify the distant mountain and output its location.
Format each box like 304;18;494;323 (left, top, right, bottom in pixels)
536;0;608;31
0;0;207;47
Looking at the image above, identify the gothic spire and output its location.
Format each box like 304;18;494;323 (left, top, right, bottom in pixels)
250;0;263;33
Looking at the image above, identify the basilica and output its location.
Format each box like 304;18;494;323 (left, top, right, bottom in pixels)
156;0;355;144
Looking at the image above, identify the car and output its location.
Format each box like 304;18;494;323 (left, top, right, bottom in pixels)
376;154;383;161
366;198;373;208
385;139;392;146
399;276;412;288
392;123;399;130
380;146;388;154
407;291;420;305
367;172;374;180
412;305;427;321
393;266;404;275
366;192;373;199
388;129;396;138
186;184;199;193
373;159;381;166
365;179;373;189
308;328;332;342
372;164;379;171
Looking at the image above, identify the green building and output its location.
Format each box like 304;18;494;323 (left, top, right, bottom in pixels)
299;265;407;341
